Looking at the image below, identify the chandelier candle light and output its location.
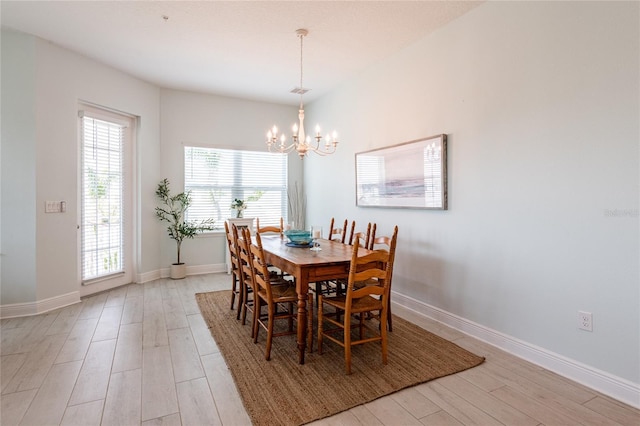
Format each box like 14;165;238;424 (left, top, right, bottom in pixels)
266;29;339;159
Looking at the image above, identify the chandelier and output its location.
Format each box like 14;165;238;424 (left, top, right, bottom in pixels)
266;29;339;159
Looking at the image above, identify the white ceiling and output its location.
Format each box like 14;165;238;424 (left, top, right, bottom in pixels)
1;1;481;105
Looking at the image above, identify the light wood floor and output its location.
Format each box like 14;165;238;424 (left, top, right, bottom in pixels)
1;273;638;425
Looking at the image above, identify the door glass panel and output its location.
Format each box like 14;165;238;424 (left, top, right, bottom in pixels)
81;115;124;282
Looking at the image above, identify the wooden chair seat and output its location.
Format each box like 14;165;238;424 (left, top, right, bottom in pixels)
256;281;297;301
321;294;383;313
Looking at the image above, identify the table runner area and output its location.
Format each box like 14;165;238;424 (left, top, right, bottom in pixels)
196;290;485;426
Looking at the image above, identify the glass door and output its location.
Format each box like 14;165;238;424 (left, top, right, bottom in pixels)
79;105;134;293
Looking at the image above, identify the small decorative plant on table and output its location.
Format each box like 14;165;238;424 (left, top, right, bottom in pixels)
155;178;214;279
230;198;247;218
230;192;264;218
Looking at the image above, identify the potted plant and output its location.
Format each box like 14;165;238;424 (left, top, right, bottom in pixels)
155;178;214;279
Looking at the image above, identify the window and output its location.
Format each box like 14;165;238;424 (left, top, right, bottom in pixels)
184;146;288;229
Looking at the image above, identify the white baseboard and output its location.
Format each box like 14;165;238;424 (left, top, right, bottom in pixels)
0;291;80;319
391;291;640;409
1;264;227;318
154;263;227;280
137;269;161;283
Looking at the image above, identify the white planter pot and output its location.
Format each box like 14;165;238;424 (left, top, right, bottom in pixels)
170;263;187;280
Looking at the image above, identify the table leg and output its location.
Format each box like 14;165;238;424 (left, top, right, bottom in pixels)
297;291;307;364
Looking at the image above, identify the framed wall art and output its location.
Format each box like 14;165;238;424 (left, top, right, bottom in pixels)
355;134;447;210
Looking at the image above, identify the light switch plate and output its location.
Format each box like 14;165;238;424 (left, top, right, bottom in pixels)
45;201;61;213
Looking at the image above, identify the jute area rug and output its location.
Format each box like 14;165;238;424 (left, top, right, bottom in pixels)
196;290;484;426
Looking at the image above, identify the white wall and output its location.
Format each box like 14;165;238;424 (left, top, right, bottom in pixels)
1;31;37;304
159;89;301;269
1;30;162;305
305;1;639;387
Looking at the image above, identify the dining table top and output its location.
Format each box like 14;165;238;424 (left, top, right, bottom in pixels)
257;235;373;364
258;235;369;266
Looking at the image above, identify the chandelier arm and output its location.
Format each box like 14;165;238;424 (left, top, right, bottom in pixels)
267;142;298;155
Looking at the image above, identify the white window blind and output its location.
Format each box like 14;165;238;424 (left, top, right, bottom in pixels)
184;146;288;228
356;154;385;204
81;115;124;281
423;146;442;208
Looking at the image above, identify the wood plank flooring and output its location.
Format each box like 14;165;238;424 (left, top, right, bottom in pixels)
1;273;638;425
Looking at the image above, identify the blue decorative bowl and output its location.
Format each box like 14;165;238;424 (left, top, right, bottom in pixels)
284;230;312;245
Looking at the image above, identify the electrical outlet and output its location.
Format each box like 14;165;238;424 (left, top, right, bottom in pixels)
578;311;593;332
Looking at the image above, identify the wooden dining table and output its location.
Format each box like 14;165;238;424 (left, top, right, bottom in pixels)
259;235;371;364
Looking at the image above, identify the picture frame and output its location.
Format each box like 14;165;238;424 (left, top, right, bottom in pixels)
355;134;447;210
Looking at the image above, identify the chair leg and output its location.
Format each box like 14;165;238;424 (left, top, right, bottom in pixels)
387;302;393;332
230;273;237;310
381;309;388;365
253;297;261;342
317;296;323;355
241;295;249;326
344;314;352;375
236;280;244;320
307;293;313;353
265;304;275;361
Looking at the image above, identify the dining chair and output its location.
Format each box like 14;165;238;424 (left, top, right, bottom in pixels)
237;226;293;333
224;221;242;317
328;222;373;299
328;218;348;243
343;220;356;245
235;224;258;327
309;218;347;305
328;217;356;244
317;227;398;374
256;217;290;279
256;217;284;235
351;222;372;248
245;228;300;360
358;226;398;331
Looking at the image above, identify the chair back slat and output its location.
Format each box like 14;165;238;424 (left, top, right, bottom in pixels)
345;239;391;308
368;226;399;289
247;229;274;300
224;222;240;267
256;217;284;235
236;225;253;289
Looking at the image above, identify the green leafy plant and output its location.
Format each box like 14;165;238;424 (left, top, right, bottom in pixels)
155;178;214;264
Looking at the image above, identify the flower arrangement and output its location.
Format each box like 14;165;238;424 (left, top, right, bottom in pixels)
230;198;247;218
230;191;264;218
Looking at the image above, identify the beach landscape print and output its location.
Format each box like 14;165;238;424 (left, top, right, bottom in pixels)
356;134;447;210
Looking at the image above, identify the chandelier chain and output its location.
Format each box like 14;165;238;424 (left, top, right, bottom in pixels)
299;31;304;109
